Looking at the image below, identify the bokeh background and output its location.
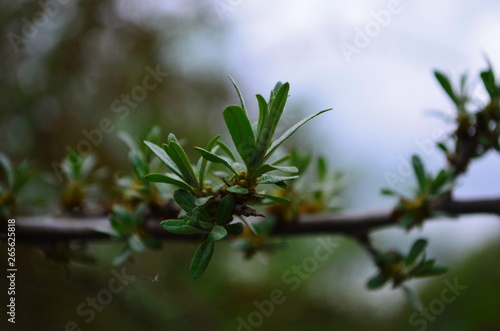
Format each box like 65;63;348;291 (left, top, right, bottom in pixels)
1;0;500;330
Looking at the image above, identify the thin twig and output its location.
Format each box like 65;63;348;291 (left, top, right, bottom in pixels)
9;197;500;243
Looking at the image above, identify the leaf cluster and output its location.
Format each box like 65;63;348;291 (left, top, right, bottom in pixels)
96;203;161;266
144;80;331;277
434;63;500;170
0;152;33;220
367;238;448;291
382;155;455;229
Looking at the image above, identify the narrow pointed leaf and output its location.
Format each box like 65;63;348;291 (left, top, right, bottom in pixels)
409;259;436;276
430;170;452;195
317;156;328;182
228;76;247;111
198;135;221;187
264;109;332;162
190;239;215;279
434;71;458;105
254;164;299;177
195;147;238;176
411;155;427;192
144;141;182;178
480;69;497;99
415;265;448;277
260;194;290;204
0;153;14;187
381;188;396;196
164;141;198;187
144;173;192;192
216;141;236;161
405;239;428;266
256;94;268;139
255;83;290;163
128;151;147;180
256;174;298;184
223;105;257;167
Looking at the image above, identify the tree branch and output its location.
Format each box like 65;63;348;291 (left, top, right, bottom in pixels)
8;197;500;243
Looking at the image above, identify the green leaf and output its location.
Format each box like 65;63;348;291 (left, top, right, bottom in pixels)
430;169;452;195
117;131;138;152
228;76;247;112
190;239;215;279
195;196;212;207
434;71;458;105
367;273;388;290
381;188;396;196
145;125;161;145
112;247;132;266
317;156;328;182
405;239;428;266
160;220;201;234
274;181;288;189
173;189;197;212
144;173;192;192
255;83;290;164
80;154;97;178
144;141;183;178
264;108;332;162
256;174;298;184
216;141;236;161
216;194;236;224
256;94;268;139
128;233;145;253
411;155;427;192
436;142;449;154
198;135;221;187
192;207;211;223
253;164;299;177
269;81;284;105
480;68;497;99
194;147;238;176
416;265;448;277
227;185;249;194
164;141;198;187
0;153;14;187
226;222;244;235
402;285;423;311
409;259;436;277
112;205;132;228
128;151;147;180
259;194;290;204
209;225;228;241
223;105;257;168
399;214;416;229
